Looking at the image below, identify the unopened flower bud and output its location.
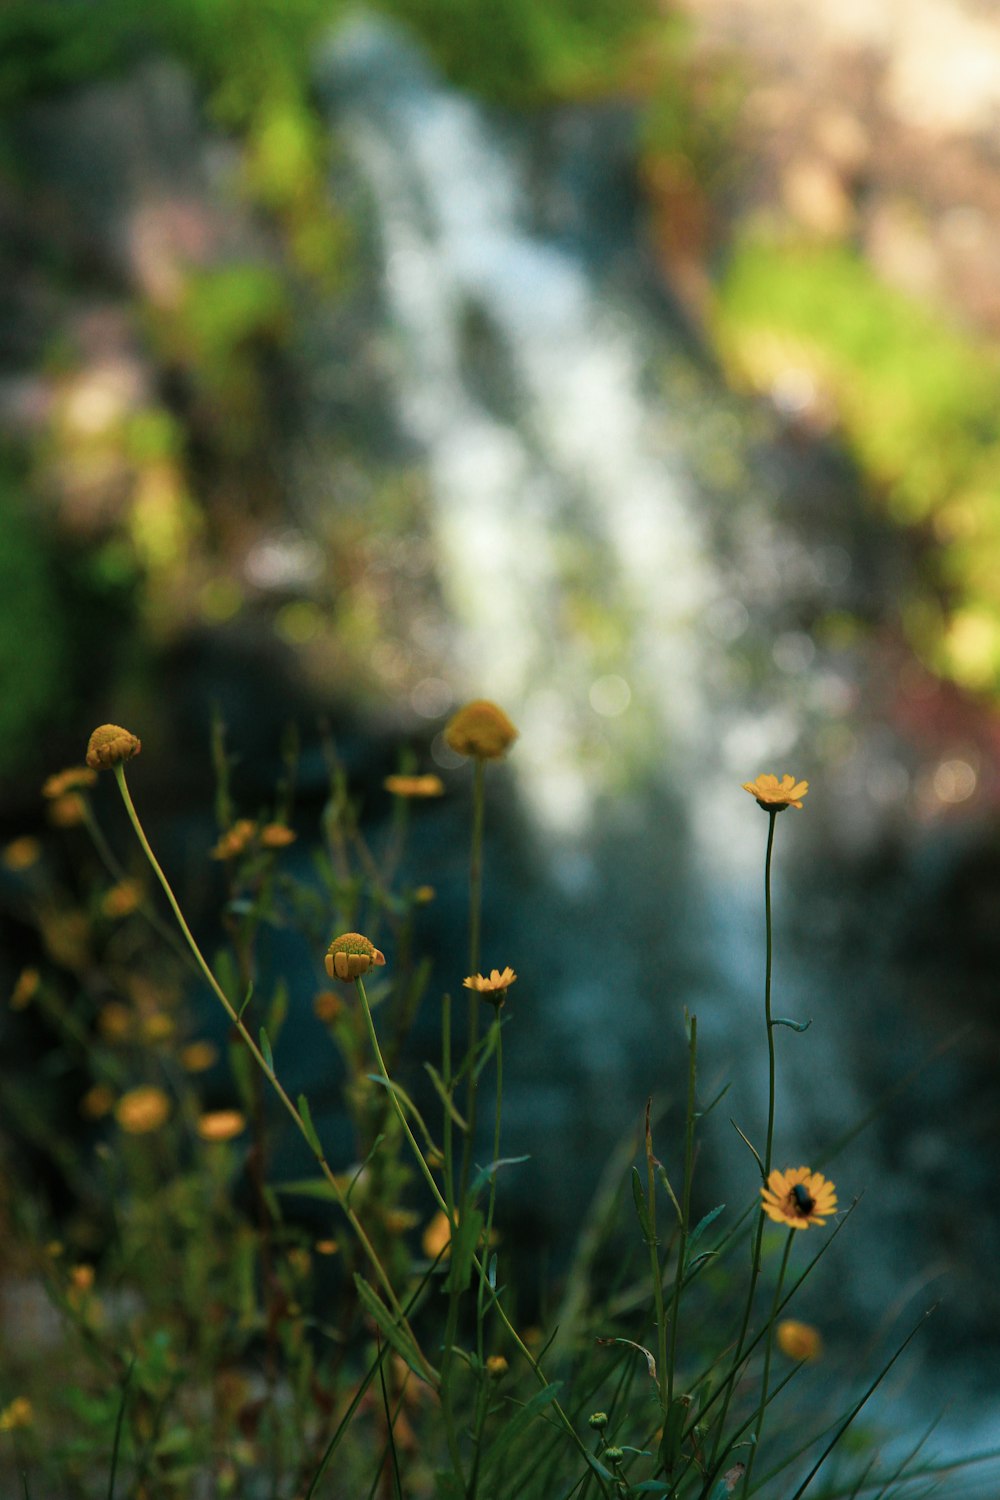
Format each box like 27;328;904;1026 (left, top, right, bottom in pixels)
444;700;518;760
86;725;141;771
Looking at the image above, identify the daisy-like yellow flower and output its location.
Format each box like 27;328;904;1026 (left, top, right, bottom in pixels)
47;792;86;828
86;724;141;771
197;1109;246;1142
463;967;517;1007
444;700;518;760
776;1320;823;1362
761;1166;836;1230
384;773;445;797
742;773;808;810
325;932;386;982
115;1085;171;1135
1;836;41;871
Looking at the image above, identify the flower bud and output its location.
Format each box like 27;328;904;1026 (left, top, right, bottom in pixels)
86;724;141;771
444;700;518;760
325;932;386;982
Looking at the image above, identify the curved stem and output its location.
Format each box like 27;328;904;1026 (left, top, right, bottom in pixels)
112;766;434;1385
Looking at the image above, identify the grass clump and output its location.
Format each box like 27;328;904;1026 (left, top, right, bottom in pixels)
0;710;993;1498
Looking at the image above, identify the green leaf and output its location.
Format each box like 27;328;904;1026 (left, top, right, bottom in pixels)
771;1016;811;1032
274;1178;341;1202
237;979;254;1021
632;1484;670;1495
353;1275;428;1382
730;1119;764;1177
267;979;289;1043
365;1073;437;1154
631;1166;652;1240
479;1382;562;1476
259;1026;273;1072
686;1204;725;1255
297;1093;322;1156
470;1154;530;1194
423;1062;468;1130
658;1393;693;1476
444;1208;484;1295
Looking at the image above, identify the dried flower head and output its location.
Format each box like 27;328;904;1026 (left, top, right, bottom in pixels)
42;766;97;799
384;773;445;797
742;773;808;811
86;724;141;771
325;932;386;982
197;1109;246;1142
463;967;517;1006
761;1166;836;1229
776;1319;823;1362
444;700;518;760
115;1085;171;1135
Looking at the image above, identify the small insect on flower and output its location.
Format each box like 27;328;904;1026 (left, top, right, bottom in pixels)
761;1166;837;1229
742;773;809;811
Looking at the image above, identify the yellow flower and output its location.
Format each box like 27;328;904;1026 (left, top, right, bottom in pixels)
486;1355;508;1378
10;967;40;1011
180;1040;219;1072
47;792;86;828
80;1084;116;1120
314;1238;339;1256
444;700;518;760
742;773;808;810
210;819;257;860
0;1397;33;1431
384;773;445;797
42;766;97;799
2;835;41;871
86;724;141;771
422;1210;453;1260
197;1109;246;1142
69;1263;95;1293
313;990;343;1022
115;1085;171;1135
325;932;386;982
260;821;297;849
101;881;142;919
761;1167;837;1229
776;1320;823;1362
463;967;517;1006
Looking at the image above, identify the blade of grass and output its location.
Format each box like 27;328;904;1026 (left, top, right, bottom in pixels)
107;1357;134;1500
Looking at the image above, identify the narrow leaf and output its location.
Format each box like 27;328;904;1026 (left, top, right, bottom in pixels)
709;1463;745;1498
596;1336;657;1382
274;1177;341;1202
731;1119;764;1177
297;1093;323;1156
237;979;254;1021
771;1016;811;1033
470;1154;530;1194
366;1074;437;1154
423;1062;468;1130
353;1275;427;1382
267;979;289;1043
479;1383;562;1476
444;1208;483;1294
631;1166;652;1240
687;1204;726;1254
259;1026;273;1072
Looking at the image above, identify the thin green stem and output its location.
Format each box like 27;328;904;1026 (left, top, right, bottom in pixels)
667;1015;698;1411
645;1106;668;1419
742;1229;793;1497
111;765;433;1384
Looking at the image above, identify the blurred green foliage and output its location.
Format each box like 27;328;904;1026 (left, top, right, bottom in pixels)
714;235;1000;694
0;482;71;769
